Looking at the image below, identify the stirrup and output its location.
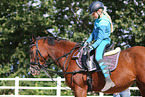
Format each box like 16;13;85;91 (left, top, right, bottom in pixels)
87;60;97;72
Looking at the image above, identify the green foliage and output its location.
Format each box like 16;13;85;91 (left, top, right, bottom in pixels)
0;0;144;96
106;0;145;48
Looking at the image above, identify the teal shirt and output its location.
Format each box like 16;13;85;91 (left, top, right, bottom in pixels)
86;15;111;48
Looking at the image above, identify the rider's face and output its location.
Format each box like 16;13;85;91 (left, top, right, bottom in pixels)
92;9;103;19
92;12;99;19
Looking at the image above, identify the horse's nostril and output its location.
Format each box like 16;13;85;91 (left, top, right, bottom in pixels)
36;70;40;75
29;66;40;75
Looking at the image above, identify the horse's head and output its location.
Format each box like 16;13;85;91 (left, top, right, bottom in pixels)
29;36;54;75
29;43;41;75
29;35;79;75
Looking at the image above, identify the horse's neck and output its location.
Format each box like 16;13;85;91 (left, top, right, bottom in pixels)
54;40;76;55
48;40;77;68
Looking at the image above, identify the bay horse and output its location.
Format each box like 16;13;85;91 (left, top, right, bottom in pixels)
29;36;145;97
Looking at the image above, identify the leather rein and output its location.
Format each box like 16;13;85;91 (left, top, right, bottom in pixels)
29;37;86;77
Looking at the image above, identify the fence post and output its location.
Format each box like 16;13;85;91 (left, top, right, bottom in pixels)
15;77;19;97
57;77;61;96
99;92;104;96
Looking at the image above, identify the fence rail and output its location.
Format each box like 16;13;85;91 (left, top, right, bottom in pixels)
0;77;140;97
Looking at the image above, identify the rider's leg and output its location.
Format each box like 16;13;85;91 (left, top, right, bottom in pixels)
95;40;115;92
95;39;110;61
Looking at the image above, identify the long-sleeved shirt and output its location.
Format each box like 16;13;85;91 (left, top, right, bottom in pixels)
86;15;111;48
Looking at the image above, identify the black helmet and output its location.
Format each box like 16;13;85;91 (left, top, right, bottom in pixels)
89;1;104;15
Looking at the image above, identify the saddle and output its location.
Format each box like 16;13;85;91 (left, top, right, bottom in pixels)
72;43;121;92
72;43;121;71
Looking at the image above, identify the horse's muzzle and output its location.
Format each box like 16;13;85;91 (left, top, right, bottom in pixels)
29;64;40;75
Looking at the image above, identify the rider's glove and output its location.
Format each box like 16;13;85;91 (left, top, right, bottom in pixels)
88;45;94;52
83;41;88;46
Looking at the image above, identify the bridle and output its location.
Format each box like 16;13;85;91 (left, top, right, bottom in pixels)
29;37;86;77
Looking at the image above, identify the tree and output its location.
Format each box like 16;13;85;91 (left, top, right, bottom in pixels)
104;0;145;48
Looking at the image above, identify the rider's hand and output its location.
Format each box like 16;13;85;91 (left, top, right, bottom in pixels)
88;45;94;52
83;41;88;46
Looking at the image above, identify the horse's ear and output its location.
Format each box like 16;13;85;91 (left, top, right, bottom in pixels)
32;34;36;43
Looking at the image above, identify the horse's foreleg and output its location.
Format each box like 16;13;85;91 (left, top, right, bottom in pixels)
74;84;87;97
136;82;145;97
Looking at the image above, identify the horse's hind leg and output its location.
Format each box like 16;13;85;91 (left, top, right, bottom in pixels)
136;82;145;97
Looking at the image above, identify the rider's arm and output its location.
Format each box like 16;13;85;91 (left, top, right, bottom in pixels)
86;33;93;43
92;24;110;48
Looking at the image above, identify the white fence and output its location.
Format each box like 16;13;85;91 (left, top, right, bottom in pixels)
0;77;140;97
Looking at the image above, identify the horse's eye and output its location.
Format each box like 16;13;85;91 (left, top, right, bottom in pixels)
40;59;44;62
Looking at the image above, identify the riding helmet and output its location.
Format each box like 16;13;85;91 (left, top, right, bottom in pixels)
89;1;104;15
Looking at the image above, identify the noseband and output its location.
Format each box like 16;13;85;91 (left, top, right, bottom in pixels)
29;39;45;70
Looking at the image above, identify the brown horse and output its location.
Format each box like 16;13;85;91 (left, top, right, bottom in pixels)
29;36;145;97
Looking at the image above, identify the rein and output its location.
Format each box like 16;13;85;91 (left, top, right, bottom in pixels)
30;37;85;76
